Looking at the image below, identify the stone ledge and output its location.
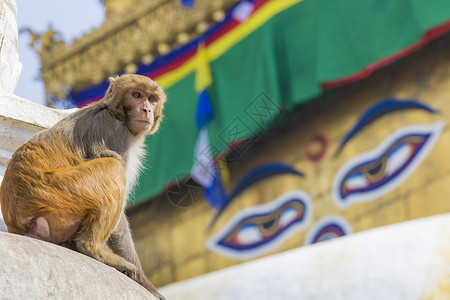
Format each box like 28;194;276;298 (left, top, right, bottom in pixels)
0;232;158;299
0;93;76;177
0;93;76;129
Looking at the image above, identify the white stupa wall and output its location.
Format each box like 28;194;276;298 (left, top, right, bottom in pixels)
160;213;450;300
0;0;21;94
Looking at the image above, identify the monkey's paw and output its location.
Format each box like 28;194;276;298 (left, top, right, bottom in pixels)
99;150;123;163
115;262;139;280
137;273;166;300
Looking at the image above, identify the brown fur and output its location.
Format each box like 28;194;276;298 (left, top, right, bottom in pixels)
0;74;166;299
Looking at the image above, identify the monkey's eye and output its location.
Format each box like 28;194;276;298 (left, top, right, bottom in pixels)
149;94;158;103
132;91;142;99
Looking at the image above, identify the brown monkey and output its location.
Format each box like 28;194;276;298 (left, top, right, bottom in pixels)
0;74;166;299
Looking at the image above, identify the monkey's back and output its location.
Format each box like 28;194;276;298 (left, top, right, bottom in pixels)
0;128;81;232
0;123;126;235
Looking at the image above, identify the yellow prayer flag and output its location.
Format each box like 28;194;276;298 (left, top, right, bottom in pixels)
195;43;212;93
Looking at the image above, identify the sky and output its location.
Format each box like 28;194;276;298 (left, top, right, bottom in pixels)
15;1;105;106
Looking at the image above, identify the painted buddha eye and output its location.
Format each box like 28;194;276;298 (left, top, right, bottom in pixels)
206;190;312;260
333;122;444;208
304;215;352;245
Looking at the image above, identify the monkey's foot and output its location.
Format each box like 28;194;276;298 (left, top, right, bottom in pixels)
154;292;166;300
75;241;139;280
116;264;165;299
136;274;166;300
115;262;139;280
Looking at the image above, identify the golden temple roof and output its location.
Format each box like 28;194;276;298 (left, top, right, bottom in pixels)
31;0;238;105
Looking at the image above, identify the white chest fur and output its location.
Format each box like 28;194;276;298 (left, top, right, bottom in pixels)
124;139;146;198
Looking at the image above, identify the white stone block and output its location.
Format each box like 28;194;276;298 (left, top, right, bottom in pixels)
0;93;75;178
0;232;159;299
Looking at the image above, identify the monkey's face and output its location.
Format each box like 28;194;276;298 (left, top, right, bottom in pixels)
106;74;166;136
123;87;162;136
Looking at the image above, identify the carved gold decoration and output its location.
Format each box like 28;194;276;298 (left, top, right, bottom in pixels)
142;53;154;64
31;0;241;104
157;43;170;55
125;63;138;74
176;32;190;45
212;10;225;22
196;21;209;34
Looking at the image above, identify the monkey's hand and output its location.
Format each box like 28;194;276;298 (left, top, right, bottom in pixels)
99;150;123;163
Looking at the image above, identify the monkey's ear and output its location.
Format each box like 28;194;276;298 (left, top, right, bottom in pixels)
106;77;117;99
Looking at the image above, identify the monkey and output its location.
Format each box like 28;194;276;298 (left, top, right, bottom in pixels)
0;74;166;299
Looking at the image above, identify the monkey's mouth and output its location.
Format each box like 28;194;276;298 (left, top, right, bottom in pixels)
135;120;152;125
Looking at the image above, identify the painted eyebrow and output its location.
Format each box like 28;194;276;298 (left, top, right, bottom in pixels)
335;98;438;156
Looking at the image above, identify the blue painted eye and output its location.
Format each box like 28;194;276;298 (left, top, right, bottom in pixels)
304;215;352;245
206;190;312;260
333;122;444;208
